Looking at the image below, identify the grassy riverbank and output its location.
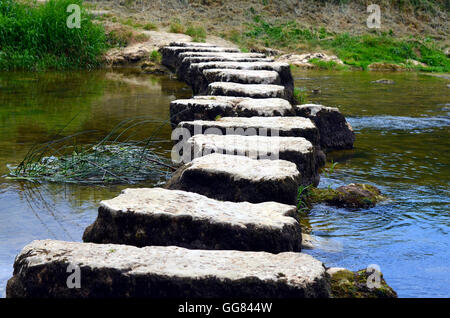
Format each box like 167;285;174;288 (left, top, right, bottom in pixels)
226;14;449;72
0;0;107;70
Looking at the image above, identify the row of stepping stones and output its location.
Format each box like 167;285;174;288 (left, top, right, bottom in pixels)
6;42;359;298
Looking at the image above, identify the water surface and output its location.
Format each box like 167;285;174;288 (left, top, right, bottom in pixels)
0;68;448;297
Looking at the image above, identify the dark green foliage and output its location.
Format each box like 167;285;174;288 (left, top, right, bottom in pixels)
0;0;107;70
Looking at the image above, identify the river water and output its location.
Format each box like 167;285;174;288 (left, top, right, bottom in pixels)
0;68;448;297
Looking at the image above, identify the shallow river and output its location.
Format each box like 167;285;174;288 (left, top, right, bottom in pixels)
0;68;448;297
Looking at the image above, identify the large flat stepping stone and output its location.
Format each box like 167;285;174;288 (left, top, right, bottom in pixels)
6;240;330;298
169;41;218;47
207;82;294;103
177;116;320;146
296;104;355;151
83;188;302;253
170;96;295;126
185;61;293;93
183;134;319;186
190;69;284;95
178;51;266;59
178;56;274;81
204;69;281;85
165;153;301;204
160;46;241;70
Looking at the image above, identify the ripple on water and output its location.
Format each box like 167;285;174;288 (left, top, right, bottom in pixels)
347;116;450;132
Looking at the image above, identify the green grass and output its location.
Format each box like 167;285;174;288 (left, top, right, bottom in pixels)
149;50;162;63
0;0;107;71
309;58;349;70
228;15;449;73
169;20;185;34
106;28;133;47
185;25;206;42
143;22;158;31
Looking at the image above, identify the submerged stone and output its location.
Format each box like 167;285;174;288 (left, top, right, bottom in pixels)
327;267;397;298
6;240;330;298
305;183;385;209
182;134;319;186
83;187;302;253
165;153;301;204
169;96;295;126
295;104;355;151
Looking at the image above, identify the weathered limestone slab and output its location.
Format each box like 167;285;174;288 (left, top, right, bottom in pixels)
177;56;274;81
170;96;295;126
178;52;266;59
160;46;241;70
169;41;218;47
295;104;355;151
6;240;330;298
204;69;281;85
83;188;302;253
185;61;293;94
177;116;320;146
189;69;281;96
165;153;301;204
207;82;293;103
183;134;319;186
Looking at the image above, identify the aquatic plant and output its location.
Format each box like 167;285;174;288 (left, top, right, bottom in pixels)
293;88;308;104
322;160;338;178
7;118;175;184
296;184;312;212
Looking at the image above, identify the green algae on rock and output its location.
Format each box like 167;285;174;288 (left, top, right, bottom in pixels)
327;268;397;298
304;183;385;209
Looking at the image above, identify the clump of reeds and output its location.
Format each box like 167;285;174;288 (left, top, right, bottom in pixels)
7;118;175;184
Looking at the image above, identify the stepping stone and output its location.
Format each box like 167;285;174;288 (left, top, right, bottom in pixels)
178;51;266;59
6;240;330;298
160;46;241;70
83;187;302;253
181;134;319;186
165;153;301;204
177;116;320;146
170;96;295;126
191;69;282;95
178;56;274;81
207;82;294;103
169;41;218;47
296;104;355;151
185;61;293;93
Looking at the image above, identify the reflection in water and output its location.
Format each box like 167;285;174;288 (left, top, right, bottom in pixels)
0;68;449;297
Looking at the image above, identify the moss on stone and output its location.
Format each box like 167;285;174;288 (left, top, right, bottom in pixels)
303;183;385;209
328;268;397;298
